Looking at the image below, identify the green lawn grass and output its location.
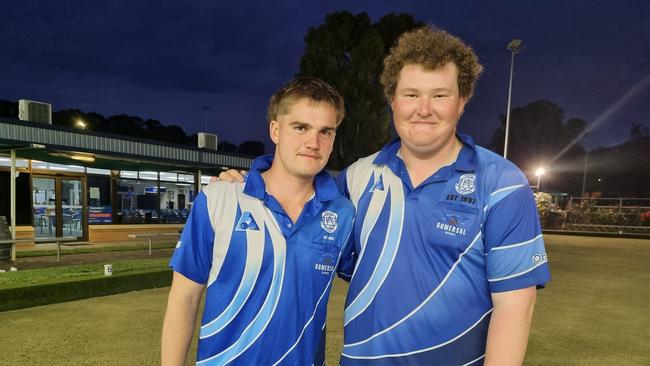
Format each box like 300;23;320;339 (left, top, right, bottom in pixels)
0;234;648;365
0;258;169;289
16;242;176;258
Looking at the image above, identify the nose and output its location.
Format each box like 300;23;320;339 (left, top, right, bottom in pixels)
416;97;432;117
304;130;320;150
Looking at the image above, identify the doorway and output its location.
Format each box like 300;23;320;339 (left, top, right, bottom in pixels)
32;176;85;240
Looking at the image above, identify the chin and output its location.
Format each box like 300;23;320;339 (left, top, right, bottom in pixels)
292;166;322;179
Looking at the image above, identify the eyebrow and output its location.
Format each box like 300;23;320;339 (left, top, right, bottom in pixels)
399;87;453;93
289;121;336;131
289;121;311;128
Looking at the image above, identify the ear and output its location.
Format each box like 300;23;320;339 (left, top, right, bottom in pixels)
269;120;280;144
457;97;468;117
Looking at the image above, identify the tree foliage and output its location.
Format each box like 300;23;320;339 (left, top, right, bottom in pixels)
488;100;588;194
0;99;264;154
298;11;423;170
237;140;266;157
218;140;238;153
587;135;650;197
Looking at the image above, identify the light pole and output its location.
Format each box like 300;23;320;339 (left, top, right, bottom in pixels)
503;38;523;160
581;150;588;197
535;167;546;191
76;119;86;130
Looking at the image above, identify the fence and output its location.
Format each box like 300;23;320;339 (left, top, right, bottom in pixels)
537;195;650;235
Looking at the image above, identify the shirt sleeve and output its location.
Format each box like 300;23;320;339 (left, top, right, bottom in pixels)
334;167;351;198
336;224;356;282
334;169;358;281
483;185;551;293
169;191;215;285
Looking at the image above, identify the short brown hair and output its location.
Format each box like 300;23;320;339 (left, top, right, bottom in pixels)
267;76;345;125
381;26;483;101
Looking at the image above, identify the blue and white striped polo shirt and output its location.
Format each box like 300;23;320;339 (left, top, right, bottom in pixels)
336;135;551;365
170;155;355;365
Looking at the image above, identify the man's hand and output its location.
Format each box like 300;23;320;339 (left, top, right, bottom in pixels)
213;169;247;183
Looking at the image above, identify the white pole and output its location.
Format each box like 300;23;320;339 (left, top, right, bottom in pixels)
10;149;16;261
503;51;516;159
581;150;588;197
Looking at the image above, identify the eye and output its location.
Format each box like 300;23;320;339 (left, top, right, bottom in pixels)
294;125;307;132
320;129;335;138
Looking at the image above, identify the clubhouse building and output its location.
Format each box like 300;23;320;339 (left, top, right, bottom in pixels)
0;115;253;245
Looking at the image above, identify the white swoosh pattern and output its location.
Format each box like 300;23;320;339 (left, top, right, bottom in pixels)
200;209;265;338
351;172;388;276
271;229;352;366
197;207;287;365
342;309;492;359
204;183;240;287
344;172;405;326
344;231;482;348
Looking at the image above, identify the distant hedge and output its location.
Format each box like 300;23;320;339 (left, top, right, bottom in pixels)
0;269;172;312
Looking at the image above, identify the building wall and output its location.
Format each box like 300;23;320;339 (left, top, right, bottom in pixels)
15;226;35;246
88;224;184;243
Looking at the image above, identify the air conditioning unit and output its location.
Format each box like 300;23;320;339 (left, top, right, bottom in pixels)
18;99;52;124
198;132;218;150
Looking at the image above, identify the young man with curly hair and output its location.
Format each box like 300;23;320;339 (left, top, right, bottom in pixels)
161;77;355;365
336;26;550;365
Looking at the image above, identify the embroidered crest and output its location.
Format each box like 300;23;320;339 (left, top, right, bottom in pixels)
321;210;338;233
455;174;476;195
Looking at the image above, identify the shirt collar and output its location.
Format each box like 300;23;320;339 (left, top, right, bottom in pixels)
243;154;339;202
373;133;478;172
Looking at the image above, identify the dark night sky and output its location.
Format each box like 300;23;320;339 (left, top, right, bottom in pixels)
1;0;649;152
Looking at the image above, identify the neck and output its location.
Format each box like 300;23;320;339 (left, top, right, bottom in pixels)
262;164;315;223
400;136;463;188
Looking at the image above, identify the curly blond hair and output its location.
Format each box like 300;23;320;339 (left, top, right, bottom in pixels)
381;26;483;101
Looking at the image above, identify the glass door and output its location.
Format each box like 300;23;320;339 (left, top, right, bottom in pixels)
32;176;85;239
61;179;84;238
32;177;56;239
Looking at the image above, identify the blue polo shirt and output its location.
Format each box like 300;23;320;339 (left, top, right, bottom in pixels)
170;155;355;365
336;135;550;365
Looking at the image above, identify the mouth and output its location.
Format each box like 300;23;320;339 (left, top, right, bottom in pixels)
411;120;438;125
297;153;321;160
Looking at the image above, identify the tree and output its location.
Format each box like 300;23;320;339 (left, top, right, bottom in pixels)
488;100;588;195
588;135;650;197
218;141;238;153
237;140;265;157
299;11;423;170
0;100;18;119
630;122;649;138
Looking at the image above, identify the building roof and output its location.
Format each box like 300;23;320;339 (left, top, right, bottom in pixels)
0;117;253;173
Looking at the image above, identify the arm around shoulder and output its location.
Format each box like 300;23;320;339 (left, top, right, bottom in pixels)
161;271;205;366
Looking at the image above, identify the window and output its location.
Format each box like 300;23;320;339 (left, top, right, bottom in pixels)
88;175;112;224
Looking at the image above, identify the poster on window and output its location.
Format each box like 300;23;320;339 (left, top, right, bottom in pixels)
89;205;112;224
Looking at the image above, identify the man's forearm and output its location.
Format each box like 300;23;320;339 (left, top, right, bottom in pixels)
484;287;536;366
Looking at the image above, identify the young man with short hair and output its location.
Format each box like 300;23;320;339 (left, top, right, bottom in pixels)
161;77;355;365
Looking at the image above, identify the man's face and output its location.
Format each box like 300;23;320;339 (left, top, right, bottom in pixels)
270;98;337;180
391;63;467;157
